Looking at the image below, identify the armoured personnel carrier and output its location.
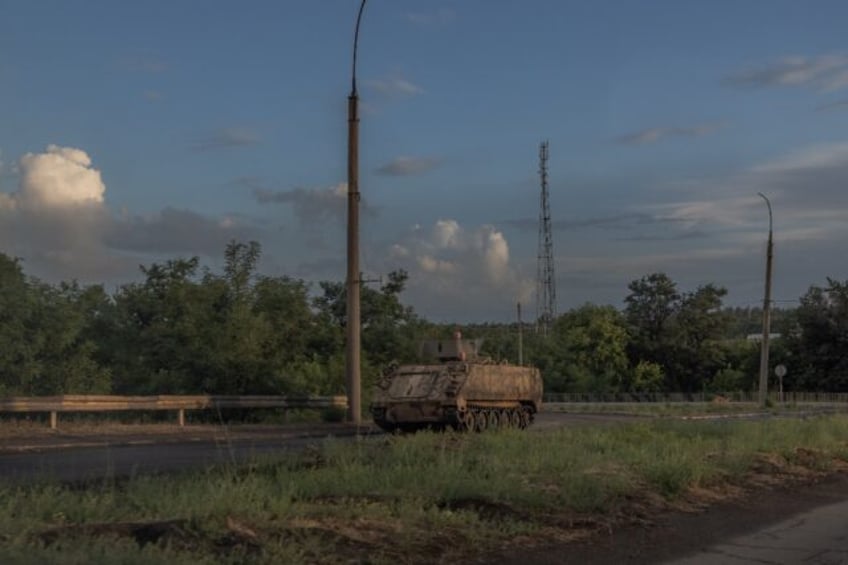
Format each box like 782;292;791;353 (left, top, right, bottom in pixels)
370;332;543;432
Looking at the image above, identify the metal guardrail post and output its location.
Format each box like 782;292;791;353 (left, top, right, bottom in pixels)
178;409;185;427
50;411;57;430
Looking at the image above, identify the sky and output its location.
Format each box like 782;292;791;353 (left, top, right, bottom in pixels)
1;0;848;322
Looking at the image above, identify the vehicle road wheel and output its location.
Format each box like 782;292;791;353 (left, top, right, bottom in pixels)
487;410;499;430
474;410;487;433
509;409;521;429
498;410;510;429
461;411;475;432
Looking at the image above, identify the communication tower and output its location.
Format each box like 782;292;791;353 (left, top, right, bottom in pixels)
535;141;557;334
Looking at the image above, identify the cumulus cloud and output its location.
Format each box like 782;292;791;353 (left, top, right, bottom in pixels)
364;76;423;96
17;145;106;208
191;127;261;151
432;219;461;249
0;145;115;280
616;122;727;145
376;156;441;176
373;219;533;321
0;145;262;284
723;55;848;92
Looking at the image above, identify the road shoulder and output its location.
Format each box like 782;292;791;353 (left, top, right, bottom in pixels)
488;472;848;564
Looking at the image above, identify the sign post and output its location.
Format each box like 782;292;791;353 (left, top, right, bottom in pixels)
774;364;787;404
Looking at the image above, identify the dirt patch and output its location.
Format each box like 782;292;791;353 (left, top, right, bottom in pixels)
33;516;264;556
436;497;535;522
34;519;194;547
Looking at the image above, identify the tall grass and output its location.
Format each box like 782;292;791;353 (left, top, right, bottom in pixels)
2;416;848;564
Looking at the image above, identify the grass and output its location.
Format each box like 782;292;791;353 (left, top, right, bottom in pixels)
2;416;848;563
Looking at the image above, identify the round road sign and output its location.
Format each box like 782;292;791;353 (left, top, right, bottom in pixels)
775;364;787;378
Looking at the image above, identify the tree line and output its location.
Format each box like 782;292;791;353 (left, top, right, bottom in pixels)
0;241;845;397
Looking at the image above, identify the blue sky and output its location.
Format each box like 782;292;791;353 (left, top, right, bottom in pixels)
2;0;848;321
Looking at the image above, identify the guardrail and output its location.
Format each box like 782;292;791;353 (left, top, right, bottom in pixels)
0;395;348;429
542;392;848;403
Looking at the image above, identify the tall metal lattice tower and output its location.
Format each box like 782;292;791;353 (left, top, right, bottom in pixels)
535;140;557;335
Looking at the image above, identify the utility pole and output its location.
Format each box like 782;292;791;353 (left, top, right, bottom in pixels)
757;192;774;408
535;140;557;335
346;0;366;426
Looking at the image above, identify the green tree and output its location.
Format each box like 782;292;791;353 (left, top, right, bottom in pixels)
545;304;630;393
624;272;680;386
314;269;421;393
625;272;679;346
625;273;733;392
0;254;111;395
0;255;34;395
670;284;732;392
785;278;848;390
109;256;209;393
631;361;664;393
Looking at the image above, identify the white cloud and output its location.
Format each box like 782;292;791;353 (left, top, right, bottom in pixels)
418;255;457;274
376;156;441;176
432;219;461;249
374;219;533;321
364;76;423;96
616;122;727;145
670;144;848;253
17;145;105;208
483;229;510;284
724;54;848;92
648;197;754;228
537;140;848;311
750;142;848;174
0;145;263;284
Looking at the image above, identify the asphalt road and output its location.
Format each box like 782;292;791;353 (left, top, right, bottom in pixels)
0;412;639;485
0;426;366;485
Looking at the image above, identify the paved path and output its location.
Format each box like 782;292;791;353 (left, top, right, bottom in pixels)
492;474;848;564
667;498;848;564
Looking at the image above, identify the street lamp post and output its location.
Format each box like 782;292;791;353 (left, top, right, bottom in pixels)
346;0;367;426
757;192;774;408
